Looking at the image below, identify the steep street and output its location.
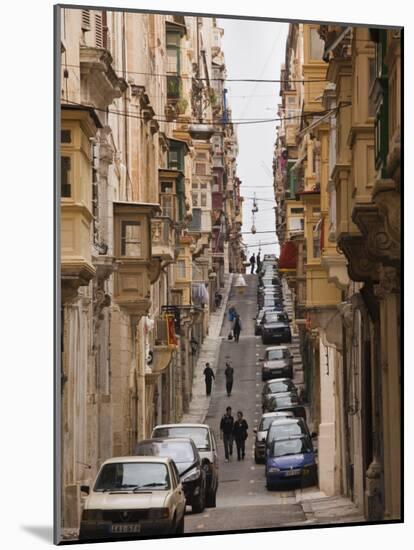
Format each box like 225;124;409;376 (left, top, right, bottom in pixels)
185;274;318;533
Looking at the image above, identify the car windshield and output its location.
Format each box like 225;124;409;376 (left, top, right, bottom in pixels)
266;349;289;361
152;427;210;450
265;313;287;323
267;380;293;393
271;437;312;457
274;395;298;407
259;415;290;431
268;421;306;441
135;441;195;463
94;462;170;492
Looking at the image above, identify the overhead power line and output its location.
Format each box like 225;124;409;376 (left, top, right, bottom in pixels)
61;98;350;127
63;63;328;84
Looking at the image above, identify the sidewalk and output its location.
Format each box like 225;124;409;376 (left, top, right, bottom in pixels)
181;273;233;424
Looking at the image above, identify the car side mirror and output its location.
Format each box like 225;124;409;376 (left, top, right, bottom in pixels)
253;428;257;433
80;485;90;495
311;432;317;438
258;358;264;362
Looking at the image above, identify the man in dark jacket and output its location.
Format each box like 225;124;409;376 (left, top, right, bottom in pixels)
233;411;248;460
220;406;234;462
233;314;242;343
203;363;215;396
224;362;234;397
249;254;256;274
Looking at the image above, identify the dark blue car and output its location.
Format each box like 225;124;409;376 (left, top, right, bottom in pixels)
265;435;317;490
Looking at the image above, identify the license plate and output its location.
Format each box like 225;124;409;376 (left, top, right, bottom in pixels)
284;469;301;477
111;523;141;534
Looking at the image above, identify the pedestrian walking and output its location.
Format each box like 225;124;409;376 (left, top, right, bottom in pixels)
249;253;256;274
224;361;234;397
203;362;215;396
220;406;234;462
256;252;262;274
233;411;249;460
233;314;242;343
227;305;237;340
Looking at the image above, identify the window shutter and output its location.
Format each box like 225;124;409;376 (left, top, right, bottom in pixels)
81;9;90;31
95;13;103;48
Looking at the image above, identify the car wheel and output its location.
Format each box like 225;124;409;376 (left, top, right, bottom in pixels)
192;490;205;514
205;489;217;508
175;514;185;535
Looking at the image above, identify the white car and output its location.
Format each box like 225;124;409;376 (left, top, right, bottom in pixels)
79;456;186;541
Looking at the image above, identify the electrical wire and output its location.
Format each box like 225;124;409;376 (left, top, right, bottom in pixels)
61;98;350;126
63;63;329;83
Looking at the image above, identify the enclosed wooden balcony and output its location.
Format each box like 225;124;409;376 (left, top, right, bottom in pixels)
151;216;177;264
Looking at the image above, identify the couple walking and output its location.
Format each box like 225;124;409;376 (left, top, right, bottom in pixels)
220;407;249;462
203;361;234;397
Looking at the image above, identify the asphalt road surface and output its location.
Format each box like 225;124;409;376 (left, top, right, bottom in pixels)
184;274;314;535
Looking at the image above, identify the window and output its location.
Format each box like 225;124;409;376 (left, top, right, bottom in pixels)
177;260;186;279
310;28;324;60
200;193;207;207
312;207;321;216
81;9;90;31
368;57;376;118
61;129;71;143
313;236;321;258
95;13;103;48
287;96;296;104
168;142;185;171
61;156;72;198
289;217;304;231
166;28;181;99
121;221;142;256
161;195;174;219
192;193;199;206
200;182;207;189
195;163;206;176
291;207;304;214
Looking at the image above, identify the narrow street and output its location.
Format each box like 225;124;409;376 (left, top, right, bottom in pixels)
185;274;316;533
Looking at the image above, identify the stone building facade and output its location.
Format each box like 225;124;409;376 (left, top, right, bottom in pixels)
274;23;401;520
58;7;243;533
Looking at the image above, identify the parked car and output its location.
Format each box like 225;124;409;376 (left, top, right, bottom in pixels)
267;392;306;420
254;307;281;335
262;378;297;411
265;435;317;490
259;296;284;310
134;438;206;513
253;411;295;463
79;456;186;540
265;417;311;454
260;345;293;381
261;311;291;344
151;423;218;507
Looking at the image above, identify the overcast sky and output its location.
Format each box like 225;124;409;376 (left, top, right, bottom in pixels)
218;18;289;260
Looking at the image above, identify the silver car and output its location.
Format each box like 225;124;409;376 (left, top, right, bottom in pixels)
79;456;186;540
152;423;219;507
254;412;294;463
